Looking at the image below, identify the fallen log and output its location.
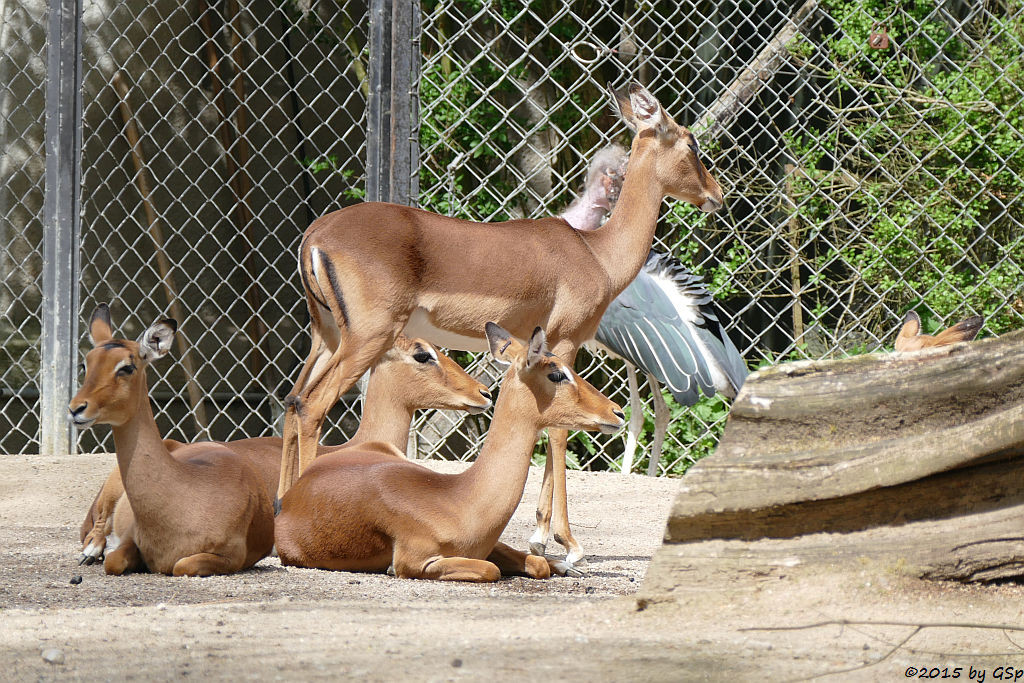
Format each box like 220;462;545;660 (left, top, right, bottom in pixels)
640;330;1024;601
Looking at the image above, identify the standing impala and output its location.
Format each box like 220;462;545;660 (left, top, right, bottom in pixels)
79;335;491;565
275;323;625;581
279;82;723;566
69;304;274;576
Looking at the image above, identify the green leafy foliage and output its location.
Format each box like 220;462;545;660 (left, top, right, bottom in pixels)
786;0;1024;339
298;155;366;201
622;392;732;476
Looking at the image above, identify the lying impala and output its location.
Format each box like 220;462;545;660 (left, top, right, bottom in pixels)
275;323;625;581
895;310;983;351
280;81;723;566
69;304;274;576
79;335;491;565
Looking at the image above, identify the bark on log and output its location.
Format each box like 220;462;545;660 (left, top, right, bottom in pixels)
641;330;1024;596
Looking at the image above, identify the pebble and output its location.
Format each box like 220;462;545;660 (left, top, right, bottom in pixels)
41;648;65;665
69;575;82;585
451;658;463;668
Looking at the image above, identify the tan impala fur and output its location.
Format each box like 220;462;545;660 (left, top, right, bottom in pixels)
275;323;625;581
279;82;723;565
79;336;491;565
69;304;274;576
895;310;984;352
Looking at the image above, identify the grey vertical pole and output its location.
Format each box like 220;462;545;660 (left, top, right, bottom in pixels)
388;0;419;206
366;0;391;203
40;0;83;455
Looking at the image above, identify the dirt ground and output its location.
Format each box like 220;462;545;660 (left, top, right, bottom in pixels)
3;454;1024;681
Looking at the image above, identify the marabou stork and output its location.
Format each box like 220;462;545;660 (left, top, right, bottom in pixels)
560;145;748;474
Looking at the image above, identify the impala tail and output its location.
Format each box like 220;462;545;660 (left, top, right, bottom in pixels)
300;238;351;330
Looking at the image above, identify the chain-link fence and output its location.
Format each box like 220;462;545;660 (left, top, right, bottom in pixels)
2;1;1022;477
413;0;1024;475
0;0;48;454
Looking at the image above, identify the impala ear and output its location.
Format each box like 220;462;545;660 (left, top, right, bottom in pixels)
138;318;177;363
89;304;114;345
608;83;637;132
485;322;522;366
525;327;548;369
900;310;922;337
628;82;669;135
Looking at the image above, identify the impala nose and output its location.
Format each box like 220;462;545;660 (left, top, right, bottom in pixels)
68;402;94;427
480;389;492;401
613;410;625;421
700;195;723;213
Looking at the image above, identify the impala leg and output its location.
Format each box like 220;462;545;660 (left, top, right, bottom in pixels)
529;449;554;556
295;330;401;478
646;373;667;477
172;552;240;577
547;427;585;565
488;542;583;579
80;465;124;565
530;340;584;565
104;496;145;575
401;555;501;582
279;335;330;499
104;537;144;575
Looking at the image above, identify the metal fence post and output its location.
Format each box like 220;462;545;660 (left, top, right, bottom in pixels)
389;0;419;206
366;0;391;203
40;0;83;455
367;0;419;206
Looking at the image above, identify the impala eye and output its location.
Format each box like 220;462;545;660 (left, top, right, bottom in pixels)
116;364;136;377
412;351;433;364
547;370;567;383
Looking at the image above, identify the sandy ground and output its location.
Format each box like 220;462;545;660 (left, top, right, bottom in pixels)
3;454;1024;681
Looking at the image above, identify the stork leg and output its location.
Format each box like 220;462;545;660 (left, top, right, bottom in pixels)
620;363;642;475
646;373;668;477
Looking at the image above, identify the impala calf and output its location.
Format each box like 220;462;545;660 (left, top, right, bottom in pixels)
279;81;722;567
275;323;625;582
69;304;273;576
79;336;490;565
895;311;983;352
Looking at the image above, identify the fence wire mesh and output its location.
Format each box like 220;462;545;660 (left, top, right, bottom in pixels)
0;0;47;453
414;0;1024;475
1;1;1021;478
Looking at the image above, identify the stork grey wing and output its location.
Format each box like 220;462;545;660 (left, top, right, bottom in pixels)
718;325;749;395
595;249;749;404
689;319;748;398
595;278;717;406
595;318;702;405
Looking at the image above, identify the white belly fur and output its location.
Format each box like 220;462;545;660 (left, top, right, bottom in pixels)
403;307;489;352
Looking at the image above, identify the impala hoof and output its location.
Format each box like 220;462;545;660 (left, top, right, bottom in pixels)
386;564;396;577
551;559;584;578
565;548;587;567
79;541;104;565
529;541;546;557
